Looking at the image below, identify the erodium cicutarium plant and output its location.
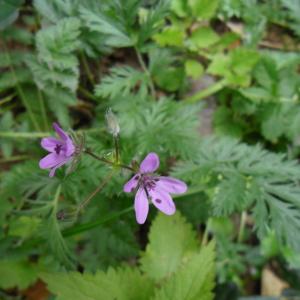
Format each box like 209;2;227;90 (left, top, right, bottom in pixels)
39;118;188;224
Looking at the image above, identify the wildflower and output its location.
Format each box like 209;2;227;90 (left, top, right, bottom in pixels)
39;123;75;177
123;152;187;224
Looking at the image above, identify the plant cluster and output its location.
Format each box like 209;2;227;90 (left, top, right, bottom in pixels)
1;0;300;299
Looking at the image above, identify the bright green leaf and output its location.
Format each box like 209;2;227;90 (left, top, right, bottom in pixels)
188;0;219;20
189;26;219;49
140;212;198;281
42;267;154;300
152;242;215;300
185;59;204;79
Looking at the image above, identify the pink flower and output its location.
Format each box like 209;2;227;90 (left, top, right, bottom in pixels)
39;123;75;177
123;152;187;224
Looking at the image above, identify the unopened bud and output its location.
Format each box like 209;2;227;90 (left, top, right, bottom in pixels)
105;108;120;137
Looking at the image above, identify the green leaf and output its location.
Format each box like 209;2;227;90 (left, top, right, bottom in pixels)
0;259;38;289
36;17;81;70
9;216;41;239
208;48;260;87
34;0;79;23
80;6;133;48
42;267;154;300
140;212;198;281
189;26;219;49
138;0;170;46
0;0;24;29
172;137;300;252
171;0;189;17
152;242;215;300
188;0;219;20
154;25;185;47
95;66;148;99
185;59;204;79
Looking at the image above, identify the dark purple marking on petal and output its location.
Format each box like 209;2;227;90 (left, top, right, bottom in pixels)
54;144;63;154
155;199;162;204
134;175;140;180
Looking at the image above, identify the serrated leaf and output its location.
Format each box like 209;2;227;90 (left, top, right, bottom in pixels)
189;26;219;49
36;17;81;70
188;0;219;20
152;242;215;300
0;259;38;289
95;66;148;99
185;59;204;79
80;6;133;48
208;48;259;87
42;267;154;300
140;212;198;281
154;25;185;47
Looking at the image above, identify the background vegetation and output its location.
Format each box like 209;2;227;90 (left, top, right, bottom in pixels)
1;0;300;299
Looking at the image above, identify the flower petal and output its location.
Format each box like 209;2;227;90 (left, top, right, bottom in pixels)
53;122;68;141
53;123;75;156
156;176;187;194
149;188;176;215
39;153;68;169
49;159;70;177
41;137;63;152
65;137;75;157
123;174;140;193
140;152;159;173
134;188;149;224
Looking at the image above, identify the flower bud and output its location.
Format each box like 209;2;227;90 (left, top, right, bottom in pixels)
105;108;120;137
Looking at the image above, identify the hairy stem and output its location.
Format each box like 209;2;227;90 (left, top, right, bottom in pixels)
80;52;95;85
134;47;156;98
114;135;120;163
238;211;247;243
3;43;41;131
75;171;115;216
84;148;135;171
185;79;227;103
37;88;49;131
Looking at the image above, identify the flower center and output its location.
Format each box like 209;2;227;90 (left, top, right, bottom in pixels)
54;144;63;155
142;175;159;191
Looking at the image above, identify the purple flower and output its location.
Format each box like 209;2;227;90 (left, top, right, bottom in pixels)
39;123;75;177
123;152;187;224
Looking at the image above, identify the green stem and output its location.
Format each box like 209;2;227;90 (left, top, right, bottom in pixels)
80;52;95;85
185;79;227;103
0;155;30;164
114;135;120;163
63;187;205;237
3;42;41;131
63;206;134;237
75;171;115;216
134;47;156;98
0;128;105;139
37;88;49;131
237;211;247;243
84;149;135;171
0;93;16;106
78;86;99;102
201;223;209;247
